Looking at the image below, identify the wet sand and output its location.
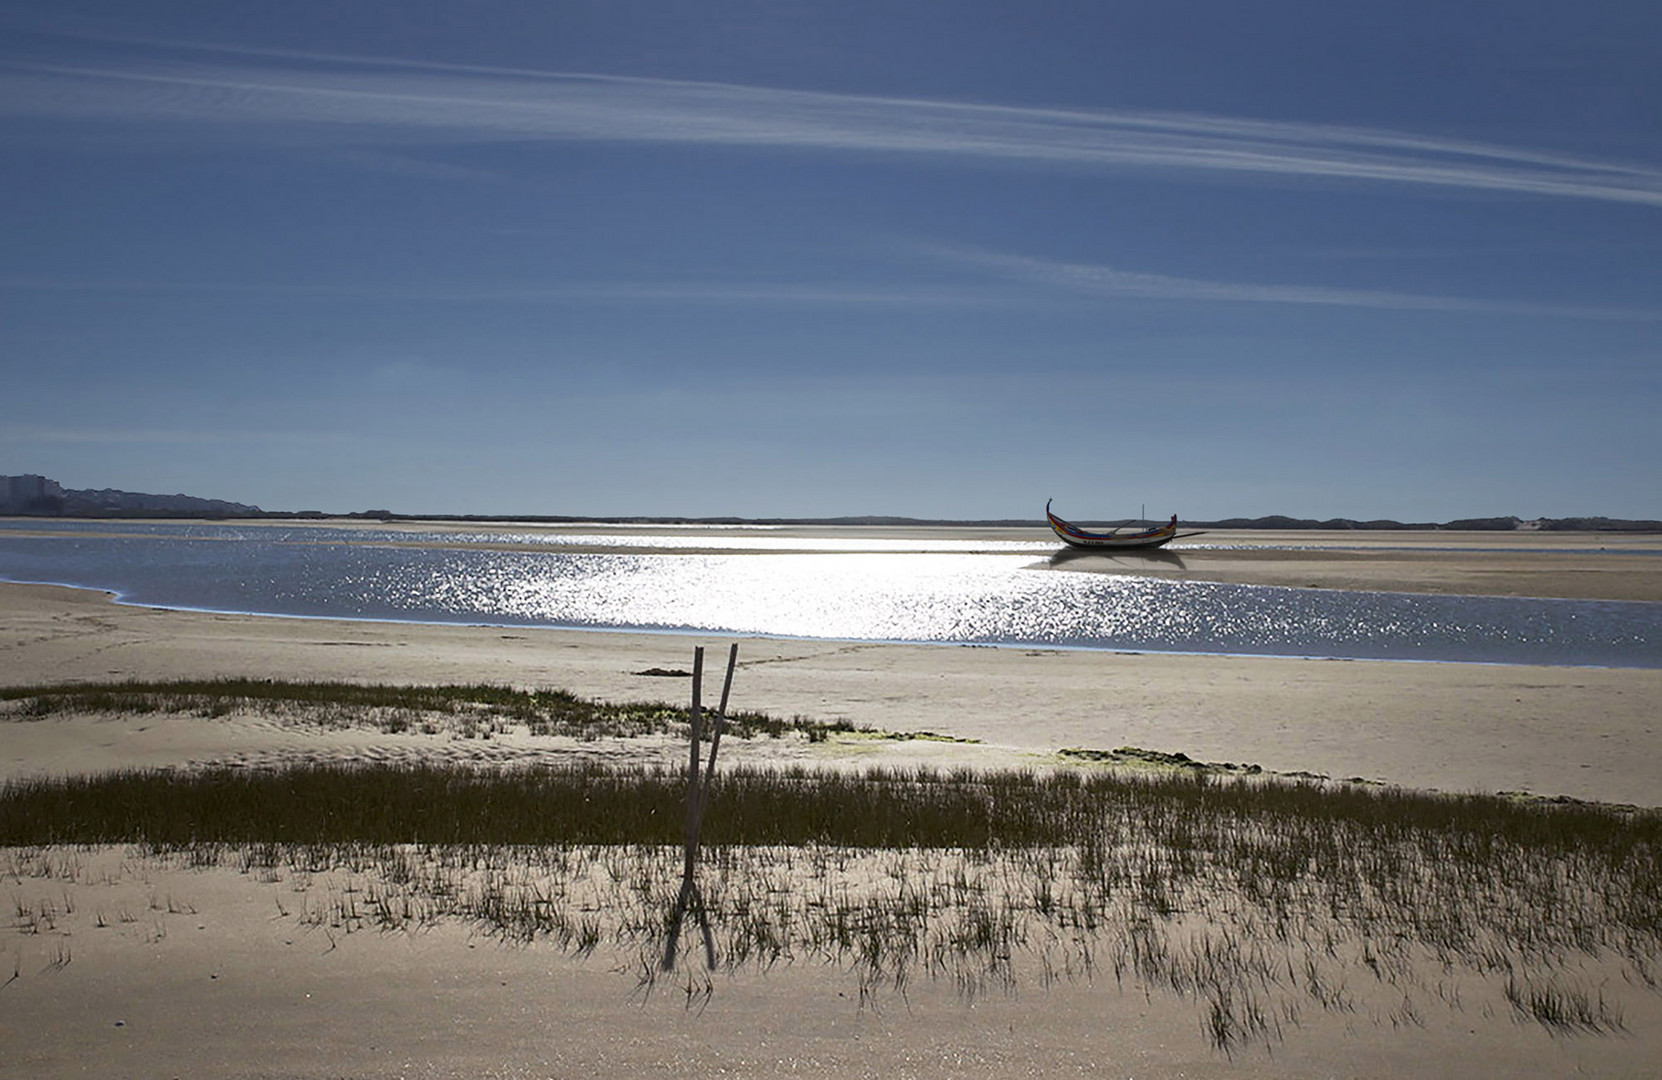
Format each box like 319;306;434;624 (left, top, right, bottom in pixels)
1056;528;1662;602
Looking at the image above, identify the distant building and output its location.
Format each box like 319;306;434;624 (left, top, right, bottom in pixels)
1;474;65;513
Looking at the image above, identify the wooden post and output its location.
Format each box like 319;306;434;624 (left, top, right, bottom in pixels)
705;642;738;776
683;646;704;881
664;644;730;973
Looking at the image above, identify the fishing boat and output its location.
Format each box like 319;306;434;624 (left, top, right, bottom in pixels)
1045;500;1203;550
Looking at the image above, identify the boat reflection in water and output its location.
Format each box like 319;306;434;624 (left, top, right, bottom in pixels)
1047;545;1188;572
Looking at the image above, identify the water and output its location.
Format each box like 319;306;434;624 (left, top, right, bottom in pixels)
0;521;1657;668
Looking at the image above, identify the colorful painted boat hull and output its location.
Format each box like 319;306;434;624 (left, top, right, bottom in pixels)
1046;500;1182;550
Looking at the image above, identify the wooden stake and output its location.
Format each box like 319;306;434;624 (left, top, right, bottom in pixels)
664;644;728;973
683;646;704;880
706;642;738;776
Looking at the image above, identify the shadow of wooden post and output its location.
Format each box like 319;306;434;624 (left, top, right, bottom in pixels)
661;642;739;973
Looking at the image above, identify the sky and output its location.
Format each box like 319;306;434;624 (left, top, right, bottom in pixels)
2;1;1659;521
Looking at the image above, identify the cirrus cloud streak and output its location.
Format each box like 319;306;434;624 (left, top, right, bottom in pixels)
3;49;1662;208
931;245;1662;320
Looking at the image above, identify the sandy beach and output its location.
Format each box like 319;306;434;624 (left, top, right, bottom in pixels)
3;546;1659;804
3;528;1661;1078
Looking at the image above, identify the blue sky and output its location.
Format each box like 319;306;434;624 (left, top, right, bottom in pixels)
2;1;1658;520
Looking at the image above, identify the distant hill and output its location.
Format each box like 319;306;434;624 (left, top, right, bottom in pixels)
4;474;1657;531
1;475;261;518
63;487;264;517
355;511;1662;532
1186;514;1662;533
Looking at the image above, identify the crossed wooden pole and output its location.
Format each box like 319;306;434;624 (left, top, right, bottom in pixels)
662;642;739;972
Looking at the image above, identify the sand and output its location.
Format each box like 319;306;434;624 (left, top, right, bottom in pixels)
3;529;1661;1078
3;577;1658;805
8;850;1657;1080
1052;528;1662;602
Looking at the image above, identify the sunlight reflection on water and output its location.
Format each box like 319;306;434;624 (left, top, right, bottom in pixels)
306;548;1655;666
0;530;1656;667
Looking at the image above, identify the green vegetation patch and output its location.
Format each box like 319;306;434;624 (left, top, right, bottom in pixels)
6;760;1660;1053
0;678;865;742
5;757;1658;858
1060;745;1272;776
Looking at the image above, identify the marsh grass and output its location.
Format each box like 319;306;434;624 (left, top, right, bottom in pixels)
0;678;872;743
5;759;1660;1052
1504;974;1625;1034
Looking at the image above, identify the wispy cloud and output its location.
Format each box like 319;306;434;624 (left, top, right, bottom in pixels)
4;44;1662;207
431;282;1002;306
6;258;1655;321
933;245;1662;320
0;274;999;307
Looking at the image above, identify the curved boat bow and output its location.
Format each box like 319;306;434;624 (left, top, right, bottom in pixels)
1045;500;1202;550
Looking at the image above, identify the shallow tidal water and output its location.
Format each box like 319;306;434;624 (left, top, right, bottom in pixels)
0;521;1657;668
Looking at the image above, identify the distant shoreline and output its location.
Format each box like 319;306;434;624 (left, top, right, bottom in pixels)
6;519;1662;604
6;509;1662;532
4;474;1657;530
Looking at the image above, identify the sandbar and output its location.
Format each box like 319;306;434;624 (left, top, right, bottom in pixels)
2;574;1658;805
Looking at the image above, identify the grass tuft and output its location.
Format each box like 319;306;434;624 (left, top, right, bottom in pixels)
0;678;879;743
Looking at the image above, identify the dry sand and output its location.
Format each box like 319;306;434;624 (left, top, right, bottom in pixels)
3;531;1661;1078
8;849;1657;1080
